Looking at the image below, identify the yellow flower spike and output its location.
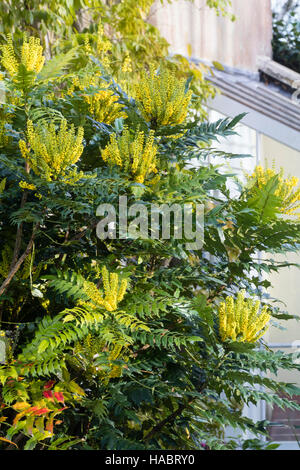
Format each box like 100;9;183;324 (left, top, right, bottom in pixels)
19;181;36;191
84;89;126;125
82;280;104;307
240;304;249;341
20;37;44;74
82;267;128;313
122;53;132;73
108;273;119;311
247;165;300;218
84;35;92;55
109;344;123;362
101;126;158;184
225;296;235;339
133;67;192;127
19;119;84;181
1;34;44;79
246;311;271;343
96;23;111;57
248;300;261;325
117;279;128;303
66;72;126;125
235;290;244;326
0;34;19;76
251;325;270;343
218;291;271;343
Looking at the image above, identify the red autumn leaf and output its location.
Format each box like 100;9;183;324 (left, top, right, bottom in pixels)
44;380;55;390
54;391;64;403
57;406;68;412
32;407;51;416
43;390;54;400
45;419;54;433
0;437;18;448
6;379;16;386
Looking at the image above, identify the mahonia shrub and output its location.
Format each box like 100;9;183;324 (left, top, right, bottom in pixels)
0;25;300;452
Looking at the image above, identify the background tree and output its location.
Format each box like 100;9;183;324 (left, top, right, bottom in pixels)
272;0;300;73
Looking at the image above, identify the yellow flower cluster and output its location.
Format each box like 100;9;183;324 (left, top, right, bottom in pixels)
84;35;92;55
1;34;44;77
19;119;84;181
67;74;100;94
19;181;36;190
84;89;126;125
20;37;44;74
133;66;192;127
218;290;271;343
67;74;126;125
82;266;128;312
101;126;157;184
122;53;132;73
248;165;300;217
96;23;111;69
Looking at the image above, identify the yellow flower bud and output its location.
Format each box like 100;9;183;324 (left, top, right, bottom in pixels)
101;126;157;184
218;291;271;343
133;66;192;127
247;166;300;218
82;267;128;313
1;34;44;79
19;119;84;181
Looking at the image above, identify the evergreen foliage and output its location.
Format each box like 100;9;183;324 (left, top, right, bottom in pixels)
0;0;299;451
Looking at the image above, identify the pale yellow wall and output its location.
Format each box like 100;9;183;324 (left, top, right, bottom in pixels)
261;136;300;348
150;0;272;72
